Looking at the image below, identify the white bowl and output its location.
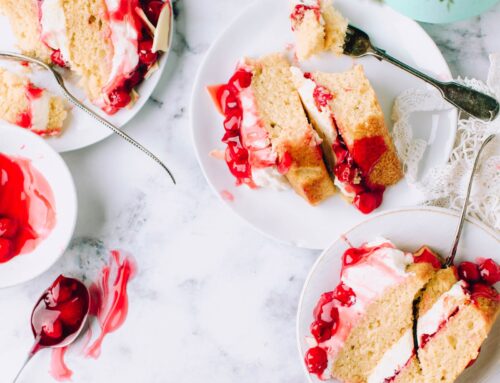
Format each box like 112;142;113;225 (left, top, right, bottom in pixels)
297;207;499;383
0;122;77;287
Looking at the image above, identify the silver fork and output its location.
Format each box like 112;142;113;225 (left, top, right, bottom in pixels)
0;51;176;184
343;25;500;122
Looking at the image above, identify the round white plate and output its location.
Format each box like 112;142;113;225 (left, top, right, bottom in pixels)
0;122;77;288
190;0;458;249
297;207;499;383
0;6;174;153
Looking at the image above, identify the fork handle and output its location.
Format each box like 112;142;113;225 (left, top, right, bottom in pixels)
371;48;499;121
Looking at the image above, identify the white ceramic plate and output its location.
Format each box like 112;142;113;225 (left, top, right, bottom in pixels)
0;122;77;288
190;0;458;249
297;207;499;383
0;6;173;153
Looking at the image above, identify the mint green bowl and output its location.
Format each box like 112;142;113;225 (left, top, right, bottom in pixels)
385;0;500;24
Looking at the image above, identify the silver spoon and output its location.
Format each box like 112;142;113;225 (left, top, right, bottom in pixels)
13;278;90;383
343;25;500;122
0;51;176;184
445;134;496;267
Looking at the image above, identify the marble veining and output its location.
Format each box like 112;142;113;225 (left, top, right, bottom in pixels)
1;0;499;382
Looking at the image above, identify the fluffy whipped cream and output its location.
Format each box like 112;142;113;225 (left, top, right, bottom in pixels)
311;240;414;378
367;330;413;383
101;0;140;95
252;168;289;190
29;91;51;133
417;281;469;346
39;0;71;62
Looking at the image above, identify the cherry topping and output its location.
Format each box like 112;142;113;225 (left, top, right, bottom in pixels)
333;283;356;307
414;247;442;270
353;190;384;215
138;40;158;66
26;83;44;99
228;69;253;91
313;291;334;321
217;85;239;115
458;261;481;284
225;143;251;180
108;88;131;108
0;217;18;238
290;5;321;30
343;247;368;268
304;347;328;375
144;0;164;25
335;163;356;183
0;238;14;263
15;112;32;128
470;283;499;302
313;85;334;110
223;110;242;133
126;66;146;89
50;50;67;68
478;258;500;286
277;151;293;175
31;275;89;348
310;320;333;343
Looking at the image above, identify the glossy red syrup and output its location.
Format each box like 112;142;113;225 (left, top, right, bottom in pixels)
277;151;293;175
0;153;56;263
50;346;72;381
313;85;334;110
290;4;321;30
304;346;328;377
85;250;137;358
351;136;387;176
419;307;459;349
50;50;67;68
413;247;442;270
31;275;89;350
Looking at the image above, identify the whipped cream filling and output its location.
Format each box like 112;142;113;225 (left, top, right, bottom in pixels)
39;0;71;62
101;0;140;95
29;92;51;133
417;281;469;346
310;240;414;379
237;62;288;190
367;281;469;383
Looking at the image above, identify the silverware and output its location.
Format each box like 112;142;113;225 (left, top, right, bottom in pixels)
0;51;175;184
343;25;500;122
445;134;496;267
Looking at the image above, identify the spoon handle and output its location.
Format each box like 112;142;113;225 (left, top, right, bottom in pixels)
12;343;38;383
371;48;499;121
445;134;496;267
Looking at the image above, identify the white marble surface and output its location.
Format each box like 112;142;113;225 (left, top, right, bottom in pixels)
1;0;500;382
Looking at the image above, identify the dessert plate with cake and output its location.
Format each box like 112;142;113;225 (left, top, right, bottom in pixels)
297;207;499;383
191;0;458;249
0;0;174;152
0;122;77;288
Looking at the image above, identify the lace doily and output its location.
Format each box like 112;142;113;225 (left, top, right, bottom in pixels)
392;53;500;230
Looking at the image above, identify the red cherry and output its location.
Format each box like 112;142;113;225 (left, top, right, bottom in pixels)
126;67;145;89
353;191;383;214
144;0;164;25
42;319;63;340
225;145;251;180
458;262;481;284
50;49;66;68
108;88;131;108
313;291;334;321
310;320;333;343
138;40;158;66
414;248;442;270
343;247;367;268
0;238;14;262
58;298;85;326
277;151;293;175
228;69;253;91
478;259;500;286
217;85;239;115
332;141;348;164
223;110;242;133
0;217;18;238
471;283;498;302
333;283;356;307
304;347;328;375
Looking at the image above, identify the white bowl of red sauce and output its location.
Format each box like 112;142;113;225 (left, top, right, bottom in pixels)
0;122;77;287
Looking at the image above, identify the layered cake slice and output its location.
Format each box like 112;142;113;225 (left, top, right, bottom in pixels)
0;68;67;136
208;54;335;205
291;65;403;214
304;239;437;381
304;242;500;382
290;0;348;61
0;0;172;115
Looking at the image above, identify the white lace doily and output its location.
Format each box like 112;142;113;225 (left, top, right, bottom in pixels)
392;53;500;230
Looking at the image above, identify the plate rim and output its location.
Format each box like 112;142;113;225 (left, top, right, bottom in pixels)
0;122;78;288
295;205;499;382
189;0;458;250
